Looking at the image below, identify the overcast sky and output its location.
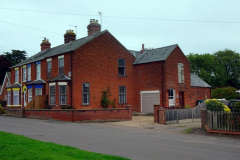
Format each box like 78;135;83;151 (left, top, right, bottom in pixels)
1;0;240;57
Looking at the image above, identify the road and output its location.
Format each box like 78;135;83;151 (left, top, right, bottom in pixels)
0;116;239;160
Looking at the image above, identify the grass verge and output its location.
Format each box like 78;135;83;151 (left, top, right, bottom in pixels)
0;131;129;160
184;128;193;133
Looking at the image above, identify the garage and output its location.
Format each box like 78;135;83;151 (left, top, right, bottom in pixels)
141;90;160;113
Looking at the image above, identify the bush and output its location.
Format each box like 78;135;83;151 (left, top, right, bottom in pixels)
184;105;191;109
61;106;72;109
206;99;231;113
211;87;239;100
233;102;240;112
101;88;112;108
0;104;5;114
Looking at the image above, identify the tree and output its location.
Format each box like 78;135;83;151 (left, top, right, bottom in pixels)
211;87;239;100
4;50;27;66
187;49;240;89
0;55;11;84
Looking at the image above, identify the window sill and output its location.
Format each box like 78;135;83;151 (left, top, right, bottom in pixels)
118;103;127;105
118;75;127;77
82;104;90;106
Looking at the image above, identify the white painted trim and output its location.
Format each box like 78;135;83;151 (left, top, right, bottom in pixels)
47;58;52;62
58;55;64;59
140;90;160;94
140;90;160;112
0;73;10;95
58;82;67;86
49;82;56;86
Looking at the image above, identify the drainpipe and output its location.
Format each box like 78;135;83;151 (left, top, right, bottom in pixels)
70;51;73;108
21;65;22;108
162;61;165;107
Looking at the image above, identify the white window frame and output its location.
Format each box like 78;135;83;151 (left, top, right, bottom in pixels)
13;90;19;105
58;55;64;75
47;58;52;77
49;86;56;105
15;69;19;83
119;86;127;104
7;91;11;105
36;63;41;80
178;63;184;84
59;85;67;105
28;88;32;103
23;67;26;82
82;83;90;105
35;88;42;96
118;58;126;76
27;66;31;81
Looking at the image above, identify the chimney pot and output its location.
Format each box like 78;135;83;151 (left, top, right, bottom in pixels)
140;43;145;54
87;19;101;36
40;38;51;52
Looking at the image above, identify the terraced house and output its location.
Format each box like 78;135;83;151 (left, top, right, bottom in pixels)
5;19;211;113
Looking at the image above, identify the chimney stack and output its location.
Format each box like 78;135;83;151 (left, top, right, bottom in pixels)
140;43;145;54
64;30;76;44
87;19;101;36
40;38;51;52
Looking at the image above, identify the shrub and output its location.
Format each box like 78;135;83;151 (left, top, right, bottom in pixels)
101;87;112;108
206;99;224;112
0;104;5;114
184;105;191;109
233;102;240;112
61;106;72;109
211;87;239;100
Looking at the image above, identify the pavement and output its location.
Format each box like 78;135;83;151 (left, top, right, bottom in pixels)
0;115;240;160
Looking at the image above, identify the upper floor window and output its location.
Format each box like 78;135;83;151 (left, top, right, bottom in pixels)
58;55;64;75
36;62;41;80
178;63;184;83
15;68;19;83
27;64;31;81
47;58;52;77
119;86;126;104
82;83;90;105
59;85;67;105
118;58;126;76
23;66;26;82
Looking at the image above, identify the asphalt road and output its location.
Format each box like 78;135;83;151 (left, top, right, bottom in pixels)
0;116;240;160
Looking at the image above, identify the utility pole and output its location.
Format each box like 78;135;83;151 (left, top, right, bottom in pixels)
98;12;102;29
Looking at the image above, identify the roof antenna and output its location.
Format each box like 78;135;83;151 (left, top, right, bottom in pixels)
70;25;77;38
98;11;102;30
40;37;47;41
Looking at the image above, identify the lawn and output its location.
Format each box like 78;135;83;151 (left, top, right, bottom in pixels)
0;131;129;160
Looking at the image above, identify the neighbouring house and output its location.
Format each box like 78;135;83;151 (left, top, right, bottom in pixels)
5;19;211;113
0;72;11;107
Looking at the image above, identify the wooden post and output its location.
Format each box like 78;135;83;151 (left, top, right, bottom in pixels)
201;109;206;128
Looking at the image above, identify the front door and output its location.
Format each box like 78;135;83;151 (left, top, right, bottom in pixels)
179;92;184;109
23;90;27;106
168;89;175;106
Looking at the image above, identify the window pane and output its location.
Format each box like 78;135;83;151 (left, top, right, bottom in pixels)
35;88;42;96
119;86;126;103
118;59;125;67
13;91;19;105
50;86;55;104
58;58;64;75
82;83;90;104
28;88;32;102
118;59;126;76
7;91;11;105
28;67;31;81
47;61;52;77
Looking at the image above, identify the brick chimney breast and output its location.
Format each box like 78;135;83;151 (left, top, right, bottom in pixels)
40;38;51;52
64;30;76;44
87;19;101;36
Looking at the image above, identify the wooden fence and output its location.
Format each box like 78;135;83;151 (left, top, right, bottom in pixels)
165;102;206;123
206;110;240;132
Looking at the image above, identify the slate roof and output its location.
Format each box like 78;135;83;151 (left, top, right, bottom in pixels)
191;73;211;88
128;50;141;59
134;44;178;64
48;74;71;82
12;30;108;68
26;79;46;85
7;83;22;88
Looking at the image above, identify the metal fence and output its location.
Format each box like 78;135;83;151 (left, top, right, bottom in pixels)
165;102;206;123
206;110;240;132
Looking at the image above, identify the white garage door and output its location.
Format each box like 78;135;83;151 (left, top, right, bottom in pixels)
141;90;160;113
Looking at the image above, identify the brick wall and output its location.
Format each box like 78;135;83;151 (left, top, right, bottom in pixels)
7;106;132;122
72;32;136;110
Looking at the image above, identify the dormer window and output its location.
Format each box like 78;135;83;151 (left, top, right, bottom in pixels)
58;55;64;75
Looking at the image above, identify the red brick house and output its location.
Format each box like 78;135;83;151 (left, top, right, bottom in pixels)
6;19;211;113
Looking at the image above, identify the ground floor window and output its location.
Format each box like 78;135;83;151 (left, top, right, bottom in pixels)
7;91;11;105
35;88;42;96
28;88;32;103
50;86;55;105
119;86;126;103
82;83;90;105
59;85;66;105
13;90;19;105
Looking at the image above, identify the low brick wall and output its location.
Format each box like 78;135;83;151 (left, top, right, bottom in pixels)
7;106;132;122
